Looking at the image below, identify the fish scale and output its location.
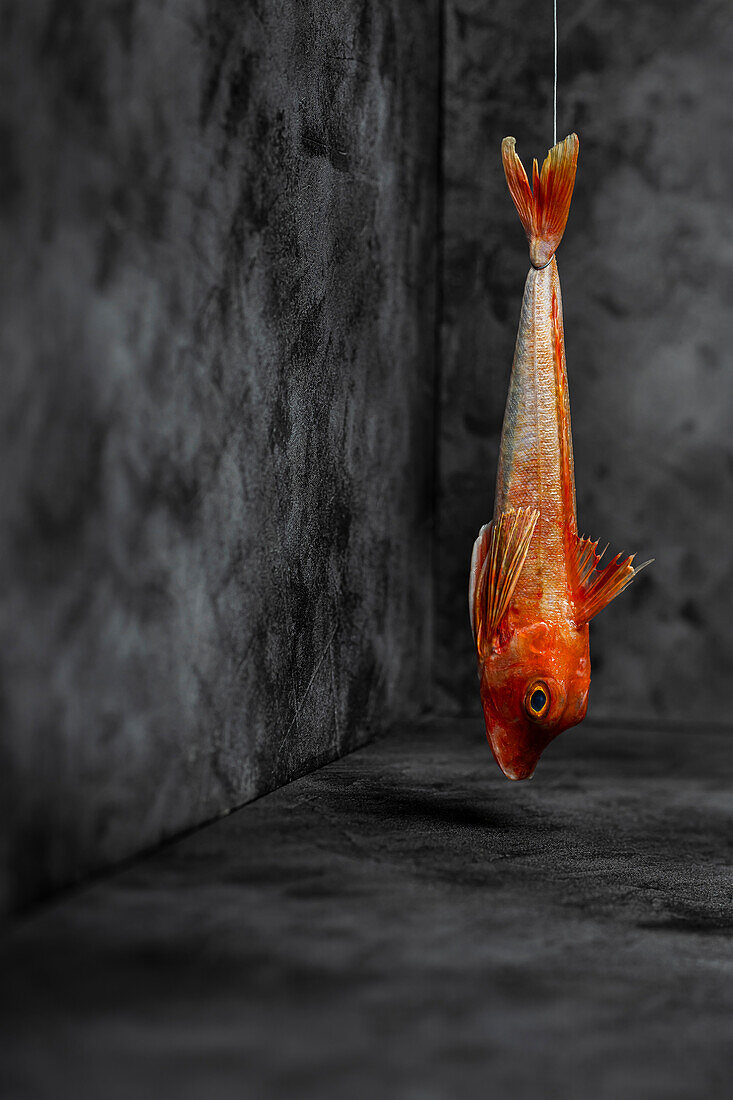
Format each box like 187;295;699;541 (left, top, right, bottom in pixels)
495;257;573;617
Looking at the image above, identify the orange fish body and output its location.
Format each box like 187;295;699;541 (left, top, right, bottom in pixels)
469;134;650;780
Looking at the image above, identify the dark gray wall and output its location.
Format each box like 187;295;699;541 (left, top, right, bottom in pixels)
0;0;438;911
437;0;733;720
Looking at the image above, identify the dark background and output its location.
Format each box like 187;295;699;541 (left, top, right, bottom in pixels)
1;0;732;915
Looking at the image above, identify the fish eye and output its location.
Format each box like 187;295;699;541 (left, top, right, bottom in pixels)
525;680;550;720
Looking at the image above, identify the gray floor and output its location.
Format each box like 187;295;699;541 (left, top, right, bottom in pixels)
2;717;732;1099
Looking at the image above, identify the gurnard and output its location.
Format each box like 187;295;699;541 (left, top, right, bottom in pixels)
469;133;650;780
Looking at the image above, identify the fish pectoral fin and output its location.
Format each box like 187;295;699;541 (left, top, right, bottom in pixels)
469;522;492;644
570;534;653;624
470;508;539;655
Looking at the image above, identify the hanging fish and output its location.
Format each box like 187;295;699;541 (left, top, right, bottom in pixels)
469;133;651;780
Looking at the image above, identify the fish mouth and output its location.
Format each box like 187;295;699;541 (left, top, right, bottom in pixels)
485;725;545;781
497;760;536;781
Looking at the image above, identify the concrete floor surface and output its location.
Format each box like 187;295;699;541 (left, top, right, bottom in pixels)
2;717;732;1098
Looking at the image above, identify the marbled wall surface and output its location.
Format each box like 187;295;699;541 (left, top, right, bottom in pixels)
438;0;733;719
0;0;438;911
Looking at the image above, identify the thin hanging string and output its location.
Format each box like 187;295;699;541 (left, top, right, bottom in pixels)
553;0;558;145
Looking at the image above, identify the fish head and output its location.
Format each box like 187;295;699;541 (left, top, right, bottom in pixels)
479;619;590;780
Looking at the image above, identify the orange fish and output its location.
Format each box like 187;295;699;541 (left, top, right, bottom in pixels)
469;133;651;780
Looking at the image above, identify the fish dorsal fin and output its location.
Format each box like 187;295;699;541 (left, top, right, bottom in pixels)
470;508;538;655
570;533;653;624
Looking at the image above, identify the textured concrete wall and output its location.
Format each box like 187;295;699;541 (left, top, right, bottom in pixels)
0;0;438;911
438;0;733;720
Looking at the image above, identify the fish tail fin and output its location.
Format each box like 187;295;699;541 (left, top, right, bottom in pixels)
501;133;579;268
